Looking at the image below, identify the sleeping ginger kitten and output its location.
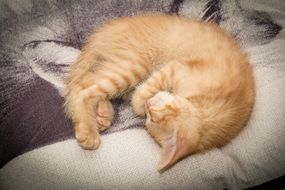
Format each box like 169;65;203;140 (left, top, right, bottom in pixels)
64;14;255;171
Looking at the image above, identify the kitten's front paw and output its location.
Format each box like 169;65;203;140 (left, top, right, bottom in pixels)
75;125;101;150
145;91;175;122
132;89;148;116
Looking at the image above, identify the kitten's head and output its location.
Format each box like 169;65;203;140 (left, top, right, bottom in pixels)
145;92;199;172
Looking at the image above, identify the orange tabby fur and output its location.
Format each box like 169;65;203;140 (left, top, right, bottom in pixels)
64;14;255;171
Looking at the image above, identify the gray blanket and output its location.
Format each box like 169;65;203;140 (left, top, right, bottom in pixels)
0;1;284;189
0;0;282;167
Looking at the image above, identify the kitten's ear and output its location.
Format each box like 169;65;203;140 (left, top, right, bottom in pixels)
158;128;192;172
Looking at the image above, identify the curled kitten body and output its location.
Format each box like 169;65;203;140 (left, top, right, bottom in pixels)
64;14;255;171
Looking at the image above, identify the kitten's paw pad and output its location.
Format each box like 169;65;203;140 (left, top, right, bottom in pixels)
96;100;114;131
96;116;112;131
75;129;101;150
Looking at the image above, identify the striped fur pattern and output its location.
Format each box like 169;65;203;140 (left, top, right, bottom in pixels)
64;14;255;171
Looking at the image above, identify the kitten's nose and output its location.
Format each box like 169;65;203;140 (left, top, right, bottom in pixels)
147;98;157;108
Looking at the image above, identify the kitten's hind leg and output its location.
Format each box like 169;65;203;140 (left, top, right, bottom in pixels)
72;84;112;150
72;87;106;150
